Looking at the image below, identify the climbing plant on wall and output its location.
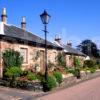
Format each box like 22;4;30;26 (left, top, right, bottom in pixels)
57;52;66;67
2;49;23;69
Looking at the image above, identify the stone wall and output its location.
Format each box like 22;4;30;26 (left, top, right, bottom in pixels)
65;54;85;68
0;40;61;77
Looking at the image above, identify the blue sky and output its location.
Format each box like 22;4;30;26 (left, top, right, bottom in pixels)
0;0;100;49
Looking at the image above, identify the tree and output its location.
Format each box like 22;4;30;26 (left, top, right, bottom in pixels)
77;39;99;58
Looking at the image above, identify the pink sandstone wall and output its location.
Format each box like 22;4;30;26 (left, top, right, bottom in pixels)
0;41;60;77
65;54;85;68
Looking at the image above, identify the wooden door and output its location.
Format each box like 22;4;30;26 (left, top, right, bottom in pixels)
40;50;45;73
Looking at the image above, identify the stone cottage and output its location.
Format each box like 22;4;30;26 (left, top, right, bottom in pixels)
54;35;86;67
0;8;62;77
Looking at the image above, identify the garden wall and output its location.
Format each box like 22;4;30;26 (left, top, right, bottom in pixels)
61;70;100;88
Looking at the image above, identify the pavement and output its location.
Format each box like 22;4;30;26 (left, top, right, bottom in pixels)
0;86;43;100
0;77;100;100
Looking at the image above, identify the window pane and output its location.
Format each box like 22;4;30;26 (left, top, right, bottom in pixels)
20;48;27;63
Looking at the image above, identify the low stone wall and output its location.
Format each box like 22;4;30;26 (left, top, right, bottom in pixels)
61;70;100;88
0;79;43;91
80;70;100;81
61;74;77;87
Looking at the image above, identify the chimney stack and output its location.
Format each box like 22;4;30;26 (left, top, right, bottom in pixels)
55;34;61;44
1;7;7;23
21;17;26;30
67;41;72;47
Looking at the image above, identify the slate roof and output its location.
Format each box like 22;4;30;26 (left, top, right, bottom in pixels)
0;24;62;49
63;45;86;56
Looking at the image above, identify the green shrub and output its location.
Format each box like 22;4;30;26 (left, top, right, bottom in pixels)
74;68;80;78
36;73;44;81
89;68;96;73
4;67;22;87
4;67;22;79
2;49;23;70
42;76;57;91
27;71;37;81
54;71;62;84
68;68;76;74
21;70;28;76
74;57;81;68
68;68;80;78
84;60;95;68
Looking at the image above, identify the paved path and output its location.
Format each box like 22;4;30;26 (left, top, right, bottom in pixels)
0;86;42;100
36;77;100;100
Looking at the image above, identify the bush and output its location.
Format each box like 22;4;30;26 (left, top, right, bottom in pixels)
21;70;28;76
68;68;80;79
2;49;23;70
89;67;96;73
74;68;81;79
4;67;22;87
27;71;37;81
42;76;57;91
54;71;62;84
4;67;22;79
84;60;95;68
36;72;44;81
68;68;76;75
74;57;81;68
95;60;100;69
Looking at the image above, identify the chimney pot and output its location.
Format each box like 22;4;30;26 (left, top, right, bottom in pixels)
67;41;72;47
1;7;7;23
21;16;26;30
55;34;61;44
22;17;26;23
2;7;6;15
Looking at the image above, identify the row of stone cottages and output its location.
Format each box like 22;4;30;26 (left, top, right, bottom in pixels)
0;8;86;77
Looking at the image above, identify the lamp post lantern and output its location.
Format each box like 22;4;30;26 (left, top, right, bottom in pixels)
40;10;51;81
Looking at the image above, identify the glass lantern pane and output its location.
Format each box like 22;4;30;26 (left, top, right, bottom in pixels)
40;10;50;24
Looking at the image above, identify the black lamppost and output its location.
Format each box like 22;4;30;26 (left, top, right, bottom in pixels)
40;10;51;81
